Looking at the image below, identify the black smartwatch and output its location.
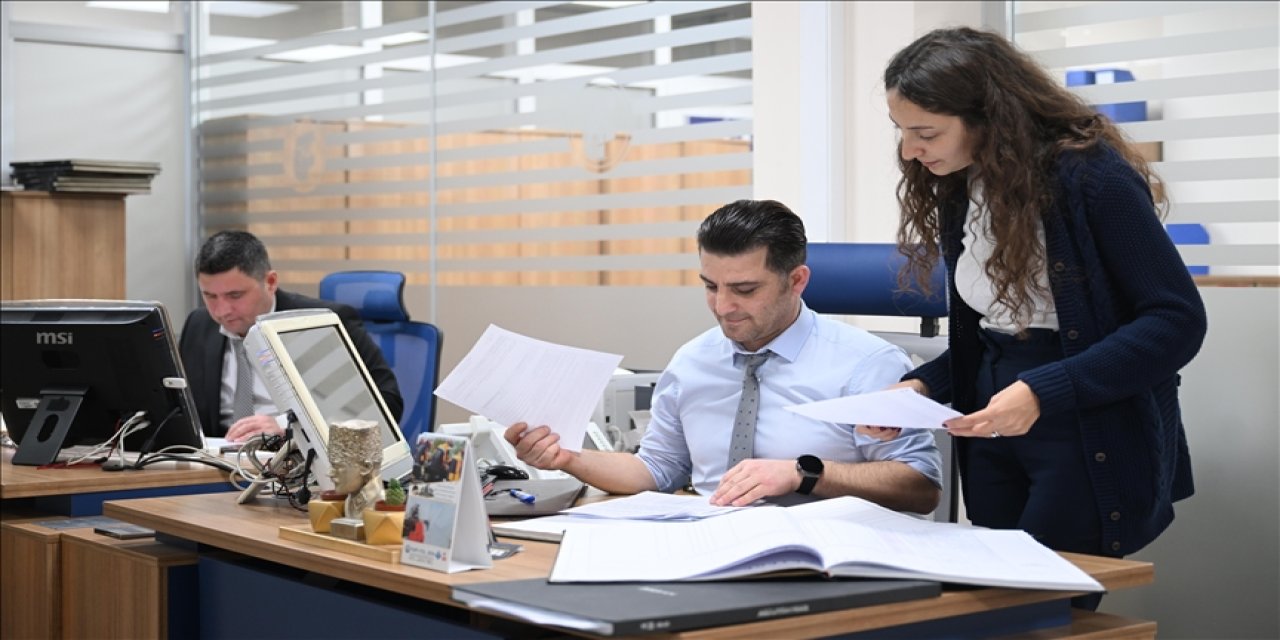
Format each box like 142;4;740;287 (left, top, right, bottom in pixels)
795;455;824;495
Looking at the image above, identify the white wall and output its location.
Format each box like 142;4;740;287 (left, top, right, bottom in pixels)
1;3;13;187
1102;288;1280;637
12;40;189;319
751;1;841;242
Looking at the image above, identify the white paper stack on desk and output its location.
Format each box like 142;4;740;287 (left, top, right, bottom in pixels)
491;492;748;542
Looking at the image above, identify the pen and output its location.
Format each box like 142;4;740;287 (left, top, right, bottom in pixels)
508;489;536;505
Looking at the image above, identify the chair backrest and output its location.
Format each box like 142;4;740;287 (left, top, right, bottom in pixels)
318;271;442;445
802;243;957;522
802;243;947;337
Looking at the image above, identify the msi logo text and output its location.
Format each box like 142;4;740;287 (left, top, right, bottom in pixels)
36;331;74;345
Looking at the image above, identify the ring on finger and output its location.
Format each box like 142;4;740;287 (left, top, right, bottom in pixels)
990;431;1001;438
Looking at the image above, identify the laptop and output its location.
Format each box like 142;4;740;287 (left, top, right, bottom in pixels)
484;477;586;517
454;576;941;636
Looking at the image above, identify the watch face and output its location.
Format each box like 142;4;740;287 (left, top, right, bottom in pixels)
797;455;823;475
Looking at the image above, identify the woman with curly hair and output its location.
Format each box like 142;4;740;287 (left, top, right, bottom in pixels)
868;27;1207;608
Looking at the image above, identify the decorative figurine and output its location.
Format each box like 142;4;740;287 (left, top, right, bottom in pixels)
326;419;384;520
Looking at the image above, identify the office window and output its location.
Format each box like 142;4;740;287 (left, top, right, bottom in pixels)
1012;1;1279;279
193;1;753;316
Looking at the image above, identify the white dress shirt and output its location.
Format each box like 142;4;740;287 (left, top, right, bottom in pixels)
636;303;943;503
218;298;278;429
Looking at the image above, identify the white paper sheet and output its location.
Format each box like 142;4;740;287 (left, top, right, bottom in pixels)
433;325;623;452
783;387;961;430
560;491;750;521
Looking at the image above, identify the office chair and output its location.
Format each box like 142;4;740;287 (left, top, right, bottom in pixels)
801;243;957;522
318;271;442;446
803;242;947;337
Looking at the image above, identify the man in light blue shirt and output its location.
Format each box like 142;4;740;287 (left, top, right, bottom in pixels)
506;200;941;513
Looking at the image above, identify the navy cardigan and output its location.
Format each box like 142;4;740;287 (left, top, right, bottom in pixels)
905;144;1207;556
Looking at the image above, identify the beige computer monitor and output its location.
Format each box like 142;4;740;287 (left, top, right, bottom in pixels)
245;309;411;491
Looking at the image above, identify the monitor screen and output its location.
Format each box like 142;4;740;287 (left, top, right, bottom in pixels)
1;300;205;466
245;309;411;490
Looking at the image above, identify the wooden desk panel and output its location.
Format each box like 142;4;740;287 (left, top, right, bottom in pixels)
106;492;1156;640
59;528;199;639
1001;609;1156;639
1;450;229;500
0;517;65;640
105;492;560;606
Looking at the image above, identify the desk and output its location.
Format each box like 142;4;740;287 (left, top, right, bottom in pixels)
1;449;231;639
2;449;230;514
105;492;1158;639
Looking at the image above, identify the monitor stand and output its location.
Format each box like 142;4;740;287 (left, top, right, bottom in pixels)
12;387;88;466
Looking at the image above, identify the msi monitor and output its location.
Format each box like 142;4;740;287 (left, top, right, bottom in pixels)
0;300;204;466
244;309;411;491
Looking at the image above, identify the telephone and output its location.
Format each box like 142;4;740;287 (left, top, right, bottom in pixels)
583;422;615;452
439;416;614;480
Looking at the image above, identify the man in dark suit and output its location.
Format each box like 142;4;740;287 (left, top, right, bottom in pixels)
179;230;402;440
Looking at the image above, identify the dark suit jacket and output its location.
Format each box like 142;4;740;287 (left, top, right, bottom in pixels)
179;289;403;436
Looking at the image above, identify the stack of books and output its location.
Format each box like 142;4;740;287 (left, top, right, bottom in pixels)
10;159;161;194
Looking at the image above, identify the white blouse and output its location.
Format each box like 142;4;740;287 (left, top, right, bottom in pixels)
954;183;1060;333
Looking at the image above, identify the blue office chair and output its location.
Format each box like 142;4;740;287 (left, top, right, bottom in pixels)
318;271;442;445
803;243;947;337
802;243;956;522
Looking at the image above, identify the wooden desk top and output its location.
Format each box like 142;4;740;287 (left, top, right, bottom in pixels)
1;448;229;500
105;492;1155;640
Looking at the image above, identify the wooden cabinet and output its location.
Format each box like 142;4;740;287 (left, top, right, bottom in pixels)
59;528;198;640
0;190;126;300
0;515;198;640
0;516;65;639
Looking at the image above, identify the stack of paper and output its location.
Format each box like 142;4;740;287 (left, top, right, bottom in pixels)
10;159;161;194
492;492;747;542
560;492;749;521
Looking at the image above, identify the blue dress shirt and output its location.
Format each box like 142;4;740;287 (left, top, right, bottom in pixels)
637;304;943;502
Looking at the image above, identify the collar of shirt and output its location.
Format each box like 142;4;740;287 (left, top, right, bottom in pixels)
731;301;813;366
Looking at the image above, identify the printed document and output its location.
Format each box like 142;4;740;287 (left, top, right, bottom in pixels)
561;491;750;521
784;387;961;429
550;496;1103;592
434;325;622;452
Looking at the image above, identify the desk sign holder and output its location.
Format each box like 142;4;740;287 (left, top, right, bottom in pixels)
401;433;492;573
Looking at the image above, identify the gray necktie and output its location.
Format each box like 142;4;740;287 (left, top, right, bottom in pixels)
232;338;255;421
727;352;770;470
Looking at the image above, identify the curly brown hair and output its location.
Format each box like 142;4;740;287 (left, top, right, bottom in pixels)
884;27;1164;330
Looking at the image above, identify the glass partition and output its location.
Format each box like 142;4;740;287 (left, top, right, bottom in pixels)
192;1;754;323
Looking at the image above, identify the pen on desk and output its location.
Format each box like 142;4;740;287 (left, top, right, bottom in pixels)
508;489;536;505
